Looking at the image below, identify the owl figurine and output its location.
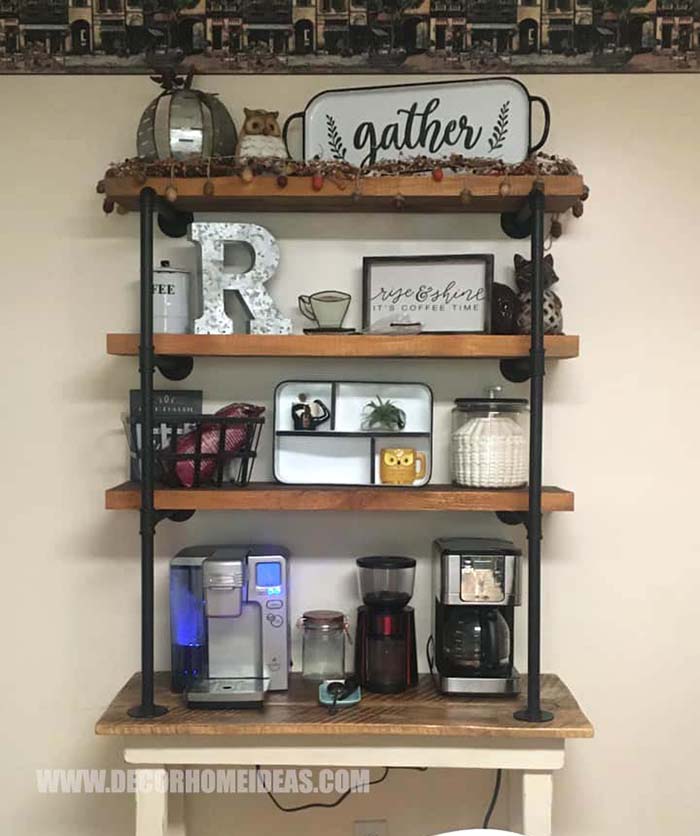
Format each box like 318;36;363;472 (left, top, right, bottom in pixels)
514;253;564;335
379;448;427;486
235;108;288;161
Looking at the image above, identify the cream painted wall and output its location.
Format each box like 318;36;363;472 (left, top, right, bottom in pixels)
0;72;699;836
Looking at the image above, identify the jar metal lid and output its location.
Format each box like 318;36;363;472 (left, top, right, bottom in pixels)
301;609;346;630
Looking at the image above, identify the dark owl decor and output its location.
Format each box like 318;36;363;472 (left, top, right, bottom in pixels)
137;68;237;162
491;283;520;335
514;253;564;335
236;108;288;162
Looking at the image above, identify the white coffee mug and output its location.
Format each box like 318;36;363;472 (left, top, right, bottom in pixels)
153;261;191;334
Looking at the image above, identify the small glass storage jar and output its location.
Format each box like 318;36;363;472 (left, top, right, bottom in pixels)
451;388;529;489
299;610;349;681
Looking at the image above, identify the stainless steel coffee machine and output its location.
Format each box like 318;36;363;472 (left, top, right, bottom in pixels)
170;545;290;708
432;538;521;695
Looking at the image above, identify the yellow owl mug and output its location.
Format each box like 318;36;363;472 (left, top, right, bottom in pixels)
379;448;427;485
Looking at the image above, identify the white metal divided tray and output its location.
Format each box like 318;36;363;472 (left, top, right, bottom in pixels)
274;381;433;487
294;77;549;167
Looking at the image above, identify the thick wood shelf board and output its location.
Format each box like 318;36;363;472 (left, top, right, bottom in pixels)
103;174;585;214
107;333;580;360
105;482;574;512
95;672;593;739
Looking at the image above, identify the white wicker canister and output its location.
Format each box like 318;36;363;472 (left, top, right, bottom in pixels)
451;389;529;489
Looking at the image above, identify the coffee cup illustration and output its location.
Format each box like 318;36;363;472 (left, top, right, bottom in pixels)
298;291;351;330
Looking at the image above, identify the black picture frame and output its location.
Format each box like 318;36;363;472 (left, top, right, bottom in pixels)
362;254;494;335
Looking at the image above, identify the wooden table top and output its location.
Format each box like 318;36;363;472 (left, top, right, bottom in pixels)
96;673;593;740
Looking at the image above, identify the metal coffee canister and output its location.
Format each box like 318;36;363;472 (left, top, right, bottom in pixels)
153;260;191;334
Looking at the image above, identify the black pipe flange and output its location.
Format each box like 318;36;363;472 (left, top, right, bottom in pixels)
155;355;194;381
157;209;194;239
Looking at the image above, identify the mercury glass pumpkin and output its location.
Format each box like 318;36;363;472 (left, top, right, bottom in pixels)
137;73;237;161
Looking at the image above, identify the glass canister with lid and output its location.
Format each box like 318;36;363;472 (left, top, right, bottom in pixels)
451;387;529;488
298;609;350;681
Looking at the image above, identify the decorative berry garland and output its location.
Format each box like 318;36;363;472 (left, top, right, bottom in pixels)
99;152;580;185
97;153;588;223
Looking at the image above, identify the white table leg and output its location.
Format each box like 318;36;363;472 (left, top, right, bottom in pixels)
165;788;186;836
508;770;524;833
509;770;553;836
134;768;168;836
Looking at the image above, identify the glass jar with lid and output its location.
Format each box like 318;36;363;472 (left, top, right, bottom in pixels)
298;610;349;681
451;387;529;488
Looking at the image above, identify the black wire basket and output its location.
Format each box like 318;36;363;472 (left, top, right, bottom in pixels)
125;406;265;488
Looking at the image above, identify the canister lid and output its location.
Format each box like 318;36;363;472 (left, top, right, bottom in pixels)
356;556;416;569
301;609;345;629
454;397;528;413
157;259;187;273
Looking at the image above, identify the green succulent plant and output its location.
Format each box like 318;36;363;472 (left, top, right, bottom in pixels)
363;396;407;431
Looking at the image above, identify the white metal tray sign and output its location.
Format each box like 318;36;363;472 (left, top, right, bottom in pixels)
284;78;550;167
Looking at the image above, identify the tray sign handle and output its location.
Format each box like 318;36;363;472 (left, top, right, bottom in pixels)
283;111;304;161
529;95;551;155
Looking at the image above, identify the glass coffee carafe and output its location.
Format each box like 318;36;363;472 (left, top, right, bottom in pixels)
439;607;511;674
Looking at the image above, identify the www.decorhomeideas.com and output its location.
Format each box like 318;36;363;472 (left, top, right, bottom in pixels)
36;768;371;795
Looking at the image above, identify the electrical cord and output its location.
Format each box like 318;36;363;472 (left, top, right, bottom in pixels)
426;635;441;692
426;637;503;829
261;652;501;822
258;765;427;813
482;768;503;828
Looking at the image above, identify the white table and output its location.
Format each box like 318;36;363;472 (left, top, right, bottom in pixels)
96;673;593;836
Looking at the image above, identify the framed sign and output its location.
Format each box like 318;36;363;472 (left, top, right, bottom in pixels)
285;78;549;166
362;255;494;335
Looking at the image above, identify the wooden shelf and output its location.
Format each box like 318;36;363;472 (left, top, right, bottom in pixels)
95;672;593;739
107;333;580;360
275;430;431;438
103;173;585;214
105;482;574;513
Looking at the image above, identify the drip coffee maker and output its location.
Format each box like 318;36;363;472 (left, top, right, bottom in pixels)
354;556;418;693
432;538;521;695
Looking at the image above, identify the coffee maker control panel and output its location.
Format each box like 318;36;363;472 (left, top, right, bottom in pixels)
434;539;521;607
460;555;507;603
247;552;289;690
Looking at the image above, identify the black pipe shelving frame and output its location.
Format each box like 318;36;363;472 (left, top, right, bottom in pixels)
126;183;555;723
127;188;194;719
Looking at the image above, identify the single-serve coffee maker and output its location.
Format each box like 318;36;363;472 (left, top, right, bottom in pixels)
170;545;289;708
432;538;521;695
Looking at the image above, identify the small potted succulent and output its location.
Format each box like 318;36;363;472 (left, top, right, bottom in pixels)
361;396;407;432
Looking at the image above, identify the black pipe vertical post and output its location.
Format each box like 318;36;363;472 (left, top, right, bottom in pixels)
514;184;553;723
128;188;168;718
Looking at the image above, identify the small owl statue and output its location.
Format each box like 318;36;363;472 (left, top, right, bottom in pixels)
514;253;564;335
235;108;288;161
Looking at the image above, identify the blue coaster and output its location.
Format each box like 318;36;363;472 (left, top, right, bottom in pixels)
318;680;362;708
